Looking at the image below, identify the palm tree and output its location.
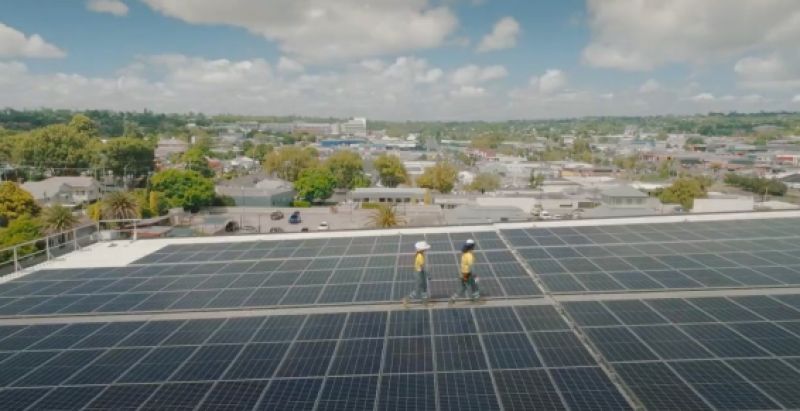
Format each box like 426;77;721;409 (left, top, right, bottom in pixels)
102;191;139;221
42;204;78;246
368;204;405;228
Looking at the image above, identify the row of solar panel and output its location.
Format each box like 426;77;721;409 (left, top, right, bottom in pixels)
0;276;541;316
516;240;800;259
0;368;630;411
138;231;504;260
563;295;800;410
18;251;521;283
503;217;800;240
0;305;632;410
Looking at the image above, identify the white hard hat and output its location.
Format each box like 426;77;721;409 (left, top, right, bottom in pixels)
465;239;475;245
415;241;431;251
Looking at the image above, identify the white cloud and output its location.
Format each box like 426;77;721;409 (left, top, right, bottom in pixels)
639;79;661;93
451;64;508;85
277;56;304;73
0;22;65;58
690;93;715;102
477;17;520;52
583;0;800;70
529;69;567;94
141;0;458;63
451;86;486;98
793;94;800;103
734;54;800;90
86;0;129;16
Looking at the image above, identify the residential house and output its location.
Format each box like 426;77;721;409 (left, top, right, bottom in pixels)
155;138;189;162
22;177;104;207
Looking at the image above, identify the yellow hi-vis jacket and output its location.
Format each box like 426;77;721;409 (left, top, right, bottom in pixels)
414;252;425;272
460;251;474;277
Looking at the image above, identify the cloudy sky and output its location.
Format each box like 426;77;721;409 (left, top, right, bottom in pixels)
1;0;800;120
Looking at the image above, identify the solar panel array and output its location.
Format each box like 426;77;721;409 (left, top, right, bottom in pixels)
503;218;800;293
563;294;800;410
0;304;633;411
0;232;540;316
3;216;800;410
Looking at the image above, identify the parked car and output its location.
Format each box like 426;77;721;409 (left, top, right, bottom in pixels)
240;225;257;233
270;211;284;220
288;211;301;224
317;221;329;231
300;227;309;232
269;227;284;233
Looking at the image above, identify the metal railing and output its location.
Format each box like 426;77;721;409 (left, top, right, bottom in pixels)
0;218;158;277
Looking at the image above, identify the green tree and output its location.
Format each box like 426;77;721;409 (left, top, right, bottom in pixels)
150;169;215;212
0;215;42;260
367;204;404;228
41;204;78;234
294;167;337;203
325;150;367;189
245;143;273;160
96;138;155;179
659;177;707;210
68;114;99;138
14;124;95;174
529;171;545;189
182;146;214;178
263;146;317;182
0;181;40;226
373;153;408;188
416;161;458;193
468;173;501;193
149;191;166;216
122;121;144;139
102;191;140;220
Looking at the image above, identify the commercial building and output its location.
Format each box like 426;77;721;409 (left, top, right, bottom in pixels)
350;187;429;205
154;137;189;162
340;117;367;137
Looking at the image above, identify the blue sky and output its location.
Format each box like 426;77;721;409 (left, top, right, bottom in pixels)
0;0;798;120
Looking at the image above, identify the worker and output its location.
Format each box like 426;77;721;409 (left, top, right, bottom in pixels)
404;241;431;305
450;239;480;303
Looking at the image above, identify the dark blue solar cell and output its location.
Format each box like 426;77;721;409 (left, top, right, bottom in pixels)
141;382;214;410
280;286;324;305
297;313;347;340
342;311;387;339
317;375;378;411
494;369;566;411
0;387;52;411
86;384;159;410
514;305;569;331
473;307;523;333
74;322;145;349
207;317;265;344
244;287;287;307
65;348;150;385
0;351;59;387
482;333;541;369
252;315;304;342
437;371;500;411
435;335;488;371
384;337;433;373
14;349;104;387
30;386;105;411
28;322;105;350
117;320;184;347
276;340;337;377
256;378;322;410
117;346;197;383
378;373;435;411
170;344;244;381
529;331;597;367
161;319;225;346
433;308;476;335
389;310;431;337
551;367;631;410
329;338;384;375
198;380;269;411
671;361;780;410
317;284;358;304
224;342;290;379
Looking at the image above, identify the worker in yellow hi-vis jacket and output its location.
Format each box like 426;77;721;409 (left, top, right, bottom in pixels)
404;241;431;306
450;239;480;303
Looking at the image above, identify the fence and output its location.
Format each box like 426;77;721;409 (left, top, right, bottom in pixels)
0;219;154;277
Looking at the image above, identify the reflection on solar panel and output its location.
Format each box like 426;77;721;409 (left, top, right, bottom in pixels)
4;216;800;410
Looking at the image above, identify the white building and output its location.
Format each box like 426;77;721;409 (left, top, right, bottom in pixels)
341;117;367;137
22;177;104;207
